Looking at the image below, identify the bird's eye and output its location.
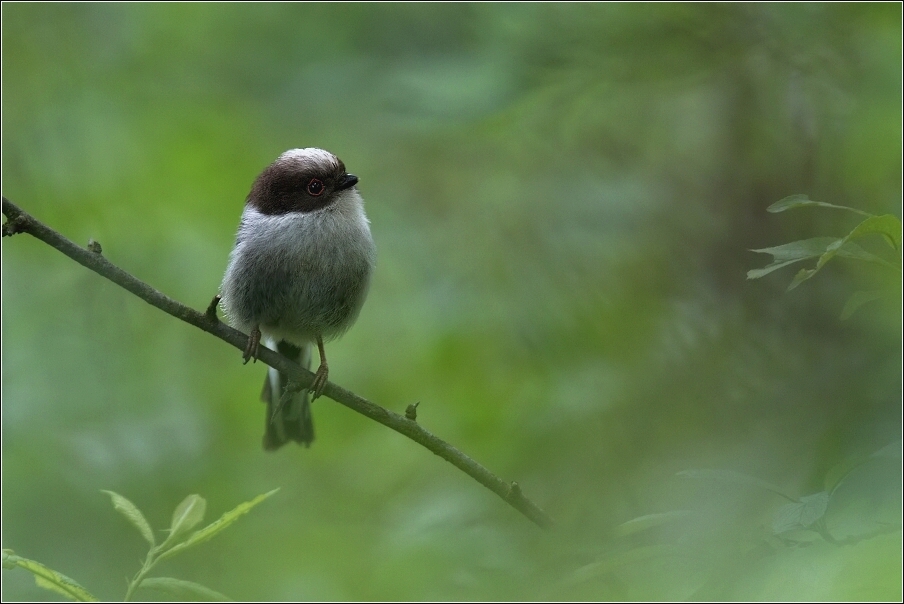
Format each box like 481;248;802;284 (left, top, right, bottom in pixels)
306;178;324;196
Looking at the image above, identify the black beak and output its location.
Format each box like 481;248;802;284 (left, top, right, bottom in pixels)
337;173;358;191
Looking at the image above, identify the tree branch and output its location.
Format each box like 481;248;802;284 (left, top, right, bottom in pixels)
1;197;553;529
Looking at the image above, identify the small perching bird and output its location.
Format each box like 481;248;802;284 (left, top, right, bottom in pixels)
219;148;376;450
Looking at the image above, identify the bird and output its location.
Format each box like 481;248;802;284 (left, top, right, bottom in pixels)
218;148;376;450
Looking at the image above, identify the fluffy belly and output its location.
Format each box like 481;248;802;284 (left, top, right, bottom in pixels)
242;257;370;342
220;198;376;344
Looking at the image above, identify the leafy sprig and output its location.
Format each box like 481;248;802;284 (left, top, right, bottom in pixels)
748;194;902;318
2;489;278;602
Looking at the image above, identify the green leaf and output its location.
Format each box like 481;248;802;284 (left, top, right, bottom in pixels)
140;577;231;601
839;291;883;320
2;550;98;602
847;214;902;251
746;259;807;280
677;469;797;502
767;195;872;217
785;214;903;291
824;455;871;495
614;511;694;537
747;238;836;280
566;545;679;585
824;441;901;495
168;494;207;541
824;215;902;263
748;238;897;281
751;237;841;262
156;489;278;563
101;490;155;547
772;491;830;534
786;268;816;291
871;440;902;459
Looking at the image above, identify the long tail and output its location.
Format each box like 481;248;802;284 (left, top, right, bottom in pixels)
261;339;314;450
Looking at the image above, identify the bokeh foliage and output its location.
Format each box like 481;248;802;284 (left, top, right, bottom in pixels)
2;3;900;601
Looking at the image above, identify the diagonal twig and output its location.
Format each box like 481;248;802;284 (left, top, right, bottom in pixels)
1;196;553;529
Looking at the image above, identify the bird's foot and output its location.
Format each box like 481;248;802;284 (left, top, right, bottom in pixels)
242;325;261;364
310;362;329;400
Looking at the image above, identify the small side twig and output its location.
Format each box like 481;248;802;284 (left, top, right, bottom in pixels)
205;295;221;321
1;196;554;529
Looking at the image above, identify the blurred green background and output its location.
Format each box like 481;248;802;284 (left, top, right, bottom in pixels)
2;3;901;601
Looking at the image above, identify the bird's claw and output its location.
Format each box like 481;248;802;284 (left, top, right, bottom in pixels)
243;326;261;364
310;363;329;400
